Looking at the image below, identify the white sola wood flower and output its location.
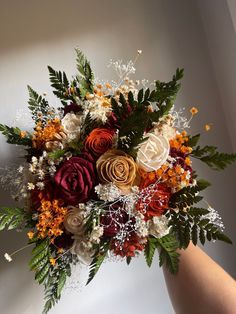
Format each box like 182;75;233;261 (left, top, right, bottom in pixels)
61;112;83;140
136;133;170;172
148;216;170;238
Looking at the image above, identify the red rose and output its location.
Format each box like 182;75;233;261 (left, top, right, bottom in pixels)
54;154;96;205
138;183;170;218
112;233;145;257
84;128;115;157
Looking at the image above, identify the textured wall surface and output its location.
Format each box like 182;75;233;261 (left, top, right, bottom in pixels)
0;1;235;314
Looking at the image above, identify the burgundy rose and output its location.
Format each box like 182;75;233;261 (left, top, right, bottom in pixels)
105;104;132;129
101;203;134;237
63;102;82;116
54;154;97;205
54;232;74;250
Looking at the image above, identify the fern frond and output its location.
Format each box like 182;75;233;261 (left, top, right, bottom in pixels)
191;145;236;170
0;207;29;231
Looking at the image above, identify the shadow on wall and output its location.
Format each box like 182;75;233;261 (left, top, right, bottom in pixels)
0;0;151;56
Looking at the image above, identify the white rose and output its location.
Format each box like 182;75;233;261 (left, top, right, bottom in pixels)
136;133;170;172
61;113;83;140
63;206;85;235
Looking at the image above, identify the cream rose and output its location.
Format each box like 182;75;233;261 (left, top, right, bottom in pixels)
148;216;170;238
136;133;170;172
61;113;83;140
63;206;85;235
96;149;137;192
72;237;94;264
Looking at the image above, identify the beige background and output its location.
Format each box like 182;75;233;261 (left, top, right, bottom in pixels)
0;1;235;313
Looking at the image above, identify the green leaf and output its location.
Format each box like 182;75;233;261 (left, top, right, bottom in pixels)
169;181;206;210
156;233;180;274
56;270;67;298
128;91;134;107
0;207;28;231
48;149;66;160
197;179;211;191
144;237;157;267
0;124;32;146
188;207;210;216
215;232;232;244
80;112;102;141
29;239;50;272
27;85;55;124
155;68;184;108
48;66;73;104
35;264;50;284
191;224;198;245
191;145;236;170
167;206;232;249
42;253;77;314
32;238;49;256
86;243;109;285
138;88;144;104
187;134;200;147
75;48;94;98
126;256;132;265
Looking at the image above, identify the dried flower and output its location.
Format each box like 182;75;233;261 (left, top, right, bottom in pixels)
50;258;56;266
204;123;212;131
190;107;198;115
4;253;12;262
27;231;35;240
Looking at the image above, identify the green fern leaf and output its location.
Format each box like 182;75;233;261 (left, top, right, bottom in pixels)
156;233;180;274
144;237;157;267
86;243;109;285
75;48;94;98
0;124;32;146
48;66;74;104
0;207;28;231
191;145;236;170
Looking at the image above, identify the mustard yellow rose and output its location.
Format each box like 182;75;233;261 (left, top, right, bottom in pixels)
96;149;137;192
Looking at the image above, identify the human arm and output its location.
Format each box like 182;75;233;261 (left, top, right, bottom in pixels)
163;242;236;314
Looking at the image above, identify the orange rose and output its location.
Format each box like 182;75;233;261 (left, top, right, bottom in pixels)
85;128;115;157
137;183;170;218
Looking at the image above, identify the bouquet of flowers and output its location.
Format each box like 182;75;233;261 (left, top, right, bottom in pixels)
0;49;235;313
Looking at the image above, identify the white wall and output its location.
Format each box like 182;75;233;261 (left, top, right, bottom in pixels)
0;1;235;314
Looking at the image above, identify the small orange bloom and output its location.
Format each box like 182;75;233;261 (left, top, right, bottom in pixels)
27;231;34;240
105;82;112;89
185;157;192;166
50;258;56;266
190;107;198;115
204;124;212;131
20;131;27;138
96;84;102;89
